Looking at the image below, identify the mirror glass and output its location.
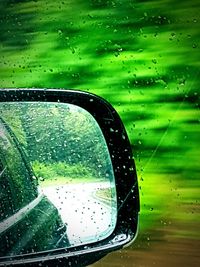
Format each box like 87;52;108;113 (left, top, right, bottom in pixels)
0;101;117;257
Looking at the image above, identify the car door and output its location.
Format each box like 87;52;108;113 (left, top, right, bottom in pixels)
0;119;70;257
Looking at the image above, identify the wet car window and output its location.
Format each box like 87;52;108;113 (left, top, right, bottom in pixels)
0;0;199;266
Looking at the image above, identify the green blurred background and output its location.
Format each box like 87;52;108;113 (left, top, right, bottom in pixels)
0;0;199;266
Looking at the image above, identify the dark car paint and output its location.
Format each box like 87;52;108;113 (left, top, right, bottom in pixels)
0;117;70;257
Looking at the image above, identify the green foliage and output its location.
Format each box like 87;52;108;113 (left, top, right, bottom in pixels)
32;160;97;182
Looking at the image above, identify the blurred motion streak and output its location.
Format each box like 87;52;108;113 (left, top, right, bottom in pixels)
0;0;199;266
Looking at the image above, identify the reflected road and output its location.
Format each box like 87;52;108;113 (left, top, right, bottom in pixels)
40;182;117;246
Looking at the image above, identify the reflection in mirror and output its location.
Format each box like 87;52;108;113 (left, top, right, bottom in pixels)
0;102;117;258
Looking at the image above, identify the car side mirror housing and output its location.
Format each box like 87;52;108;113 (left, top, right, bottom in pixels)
0;89;139;267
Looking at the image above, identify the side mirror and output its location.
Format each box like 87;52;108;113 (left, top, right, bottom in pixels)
0;89;139;267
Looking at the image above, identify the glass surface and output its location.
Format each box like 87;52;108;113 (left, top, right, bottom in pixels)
0;102;117;256
0;0;199;265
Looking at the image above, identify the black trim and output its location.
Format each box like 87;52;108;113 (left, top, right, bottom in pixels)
0;89;139;267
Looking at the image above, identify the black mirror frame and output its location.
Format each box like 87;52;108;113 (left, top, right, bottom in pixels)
0;89;140;267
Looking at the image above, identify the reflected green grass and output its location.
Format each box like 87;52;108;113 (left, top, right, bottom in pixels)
39;176;99;187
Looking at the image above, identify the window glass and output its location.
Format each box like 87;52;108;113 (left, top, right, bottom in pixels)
0;0;199;266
